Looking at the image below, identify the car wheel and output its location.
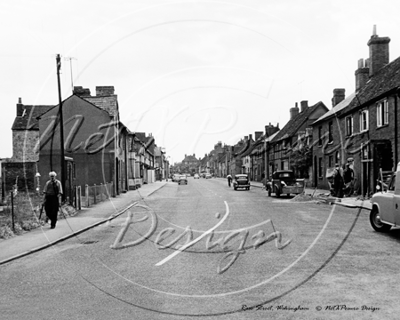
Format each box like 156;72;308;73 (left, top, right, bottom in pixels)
370;206;391;232
287;194;290;197
276;189;281;198
268;189;271;197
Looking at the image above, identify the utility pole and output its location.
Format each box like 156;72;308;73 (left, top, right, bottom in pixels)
56;54;66;202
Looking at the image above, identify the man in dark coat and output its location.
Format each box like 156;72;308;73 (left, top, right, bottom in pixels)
43;171;63;229
333;164;344;198
227;174;232;187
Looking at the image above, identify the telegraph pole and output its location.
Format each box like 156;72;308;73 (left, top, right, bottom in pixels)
56;54;66;202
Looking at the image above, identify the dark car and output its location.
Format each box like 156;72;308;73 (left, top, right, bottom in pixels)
178;175;188;185
266;170;304;197
233;174;250;191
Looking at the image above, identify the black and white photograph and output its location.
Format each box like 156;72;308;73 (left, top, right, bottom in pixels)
0;0;399;319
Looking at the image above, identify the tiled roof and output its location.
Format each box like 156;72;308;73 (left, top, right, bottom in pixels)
271;101;326;143
313;92;356;124
183;155;198;162
345;56;400;114
12;105;54;130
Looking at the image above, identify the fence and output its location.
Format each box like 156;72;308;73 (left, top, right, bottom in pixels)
0;190;43;236
81;182;114;208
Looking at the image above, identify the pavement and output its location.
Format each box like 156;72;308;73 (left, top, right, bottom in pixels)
0;178;371;266
0;181;168;266
248;179;372;210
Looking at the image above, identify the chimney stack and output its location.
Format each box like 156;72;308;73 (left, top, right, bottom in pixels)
355;58;369;92
16;97;24;116
255;131;263;140
300;100;308;112
96;86;115;96
367;25;390;77
331;88;345;107
73;86;91;96
265;123;279;137
290;103;299;120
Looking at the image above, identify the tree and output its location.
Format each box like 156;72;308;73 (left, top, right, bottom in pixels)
290;145;312;178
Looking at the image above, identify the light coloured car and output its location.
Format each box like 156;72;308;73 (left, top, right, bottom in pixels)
370;163;400;232
194;173;200;179
205;173;212;179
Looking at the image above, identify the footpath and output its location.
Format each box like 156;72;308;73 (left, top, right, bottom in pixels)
248;179;372;210
0;178;371;266
0;181;168;266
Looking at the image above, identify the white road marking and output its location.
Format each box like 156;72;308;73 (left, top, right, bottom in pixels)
155;201;230;267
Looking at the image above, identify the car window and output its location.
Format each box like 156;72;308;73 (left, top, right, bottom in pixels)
389;175;396;191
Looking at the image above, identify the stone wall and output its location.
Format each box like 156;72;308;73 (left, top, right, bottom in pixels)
12;130;39;162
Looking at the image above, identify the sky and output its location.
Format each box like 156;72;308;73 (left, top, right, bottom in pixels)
1;0;399;165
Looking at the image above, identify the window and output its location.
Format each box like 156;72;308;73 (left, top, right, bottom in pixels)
377;100;389;127
328;156;333;168
360;110;369;132
345;116;353;136
318;158;323;178
328;121;333;143
318;126;322;146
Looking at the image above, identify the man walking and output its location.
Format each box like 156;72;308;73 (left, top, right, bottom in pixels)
227;174;232;187
43;171;63;229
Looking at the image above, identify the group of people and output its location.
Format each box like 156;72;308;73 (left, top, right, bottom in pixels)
331;163;355;198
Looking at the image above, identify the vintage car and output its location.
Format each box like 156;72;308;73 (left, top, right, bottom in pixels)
178;175;188;185
370;163;400;232
233;174;250;191
266;170;305;197
205;173;212;179
194;173;200;179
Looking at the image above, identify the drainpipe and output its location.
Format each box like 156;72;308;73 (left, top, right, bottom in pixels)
395;88;399;167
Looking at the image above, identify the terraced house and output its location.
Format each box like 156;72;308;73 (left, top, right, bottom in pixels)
312;28;400;196
267;101;328;183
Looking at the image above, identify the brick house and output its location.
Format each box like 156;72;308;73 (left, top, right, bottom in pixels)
267;101;329;181
250;125;279;182
334;29;400;196
134;132;155;184
181;154;199;175
311;89;356;189
37;92;130;201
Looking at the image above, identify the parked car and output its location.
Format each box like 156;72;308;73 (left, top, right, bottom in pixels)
178;175;188;185
266;170;305;197
194;173;200;179
172;174;181;182
370;163;400;232
205;173;212;179
233;174;250;191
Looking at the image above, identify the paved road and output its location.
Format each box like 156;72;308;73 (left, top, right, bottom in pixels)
1;178;399;320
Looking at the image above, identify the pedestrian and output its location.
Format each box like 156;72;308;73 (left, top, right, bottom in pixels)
42;171;63;229
333;164;344;198
343;163;354;196
227;174;232;187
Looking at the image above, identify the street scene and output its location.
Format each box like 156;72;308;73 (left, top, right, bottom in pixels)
1;178;399;319
1;1;400;319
